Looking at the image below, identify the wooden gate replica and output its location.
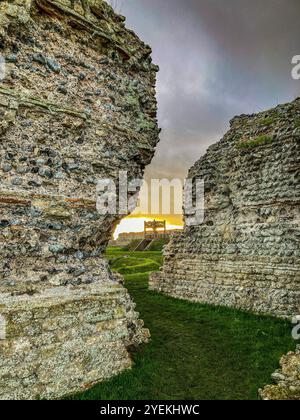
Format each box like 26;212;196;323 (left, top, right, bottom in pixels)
144;220;167;239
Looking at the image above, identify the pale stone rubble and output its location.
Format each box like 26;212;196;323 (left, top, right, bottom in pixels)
0;0;159;399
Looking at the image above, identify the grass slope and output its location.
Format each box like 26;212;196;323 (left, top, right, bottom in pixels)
71;249;296;400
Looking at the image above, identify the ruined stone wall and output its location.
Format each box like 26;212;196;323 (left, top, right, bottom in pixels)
0;0;159;399
151;99;300;318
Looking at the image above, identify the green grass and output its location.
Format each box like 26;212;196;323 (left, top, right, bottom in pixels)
237;135;274;149
71;250;296;400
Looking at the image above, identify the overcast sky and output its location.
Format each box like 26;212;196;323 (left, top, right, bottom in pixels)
115;0;300;183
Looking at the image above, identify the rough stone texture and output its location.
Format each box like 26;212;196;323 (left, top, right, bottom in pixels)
150;99;300;318
0;0;159;399
260;346;300;400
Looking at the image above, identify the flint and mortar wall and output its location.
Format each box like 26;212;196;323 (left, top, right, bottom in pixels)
260;347;300;400
151;99;300;318
0;0;159;399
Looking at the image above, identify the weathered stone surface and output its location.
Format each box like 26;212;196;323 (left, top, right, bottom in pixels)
150;99;300;318
260;347;300;400
0;0;158;399
0;284;146;400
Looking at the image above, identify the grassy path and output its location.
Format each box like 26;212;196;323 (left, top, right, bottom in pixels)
72;250;296;400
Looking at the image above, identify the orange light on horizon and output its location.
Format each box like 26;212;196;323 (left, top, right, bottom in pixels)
113;216;183;240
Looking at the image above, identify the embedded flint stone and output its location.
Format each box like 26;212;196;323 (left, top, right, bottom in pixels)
0;0;159;399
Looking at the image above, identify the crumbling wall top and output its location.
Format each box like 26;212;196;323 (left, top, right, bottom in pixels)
0;0;159;70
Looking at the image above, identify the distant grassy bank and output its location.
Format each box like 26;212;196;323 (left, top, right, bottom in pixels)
71;249;296;400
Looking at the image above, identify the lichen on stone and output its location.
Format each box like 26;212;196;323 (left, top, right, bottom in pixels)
0;0;158;400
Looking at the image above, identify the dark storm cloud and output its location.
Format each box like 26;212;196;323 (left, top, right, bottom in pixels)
118;0;300;180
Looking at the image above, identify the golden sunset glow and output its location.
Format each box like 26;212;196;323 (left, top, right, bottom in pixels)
113;216;183;240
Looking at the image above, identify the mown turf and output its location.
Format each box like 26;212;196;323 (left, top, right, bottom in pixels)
71;250;297;400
